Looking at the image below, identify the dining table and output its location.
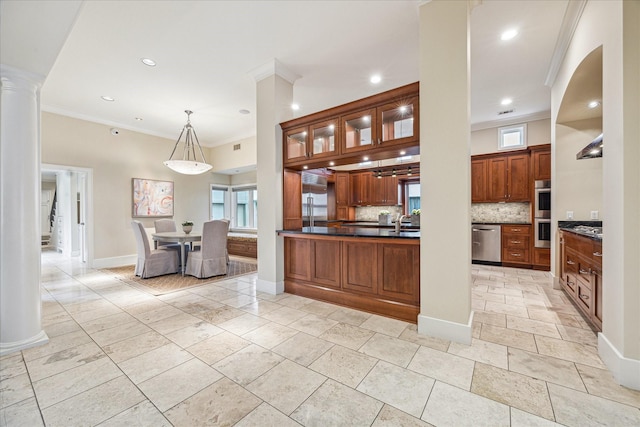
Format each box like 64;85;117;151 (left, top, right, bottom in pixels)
152;231;201;276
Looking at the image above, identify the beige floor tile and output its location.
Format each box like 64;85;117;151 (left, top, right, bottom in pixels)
90;320;151;346
147;311;203;335
138;358;223;412
22;330;91;362
472;290;506;303
33;357;122;409
576;363;640;408
473;321;482;339
488;286;524;297
399;324;450;352
534;335;605;369
25;341;107;382
41;376;145;427
102;330;170;363
239;299;282;316
241;322;299;349
479;323;537;352
510;408;563;427
197;305;246;324
0;397;44;427
164;377;262;426
299;300;340;317
247;359;326;415
125;299;171;316
0;373;34;409
63;297;115;315
422;381;510;427
372;404;434;427
43;319;83;338
548;383;640;427
508;348;586;391
484;301;529;318
319;323;376;350
527;308;583;328
131;304;185;324
97;400;172;427
261;306;308;325
360;315;410;338
0;354;27;381
213;344;283;386
118;343;193;384
472;299;486;311
187;331;251;364
220;293;257;308
288;313;339;336
357;361;434;417
408;345;475;390
359;333;419;368
328;306;372;326
78;311;136;334
235;402;301;427
473;311;507;328
277;294;314;309
165;321;224;348
309;345;378;388
164;294;224;315
556;324;598;346
506;315;561;338
272;332;334;366
216;312;270;335
293;379;384;426
448;338;508;369
71;304;125;324
471;362;554;421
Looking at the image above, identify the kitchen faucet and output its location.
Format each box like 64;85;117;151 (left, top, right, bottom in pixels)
395;214;408;233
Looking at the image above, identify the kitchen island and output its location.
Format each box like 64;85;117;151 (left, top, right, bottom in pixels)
278;226;420;322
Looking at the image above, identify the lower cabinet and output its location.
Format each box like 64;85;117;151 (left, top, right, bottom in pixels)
227;239;257;258
283;235;419;322
501;224;531;266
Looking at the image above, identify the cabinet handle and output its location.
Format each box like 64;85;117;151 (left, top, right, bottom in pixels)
510;253;522;257
579;293;590;301
579;268;591;274
593;252;603;257
512;228;521;232
567;260;575;265
510;240;521;244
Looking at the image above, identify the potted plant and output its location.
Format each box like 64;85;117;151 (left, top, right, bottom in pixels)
378;210;391;225
411;209;421;226
181;220;194;234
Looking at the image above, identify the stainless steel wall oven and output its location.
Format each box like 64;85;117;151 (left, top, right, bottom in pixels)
534;180;551;248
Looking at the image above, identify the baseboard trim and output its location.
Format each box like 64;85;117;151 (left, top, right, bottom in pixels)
598;332;640;390
0;330;49;357
93;254;137;269
256;278;284;295
417;311;474;345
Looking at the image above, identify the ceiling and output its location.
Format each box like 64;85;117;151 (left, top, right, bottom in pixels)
2;0;569;148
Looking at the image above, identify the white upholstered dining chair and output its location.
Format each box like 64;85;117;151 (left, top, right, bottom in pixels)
131;220;179;278
185;220;228;279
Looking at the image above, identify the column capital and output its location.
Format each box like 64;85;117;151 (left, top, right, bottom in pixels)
1;64;44;92
248;59;299;85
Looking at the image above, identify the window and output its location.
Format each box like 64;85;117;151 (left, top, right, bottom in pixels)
232;186;258;229
210;186;228;220
498;124;527;150
405;181;421;213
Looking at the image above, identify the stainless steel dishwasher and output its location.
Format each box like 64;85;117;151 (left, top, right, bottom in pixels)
472;224;501;263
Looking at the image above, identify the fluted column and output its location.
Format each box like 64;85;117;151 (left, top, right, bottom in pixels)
0;64;49;355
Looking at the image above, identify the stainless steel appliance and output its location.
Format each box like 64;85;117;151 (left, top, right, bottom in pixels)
472;224;501;263
534;180;551;248
302;172;328;227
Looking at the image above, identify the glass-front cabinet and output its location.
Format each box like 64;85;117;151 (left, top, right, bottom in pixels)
309;119;339;160
342;108;376;154
377;96;418;146
285;126;309;162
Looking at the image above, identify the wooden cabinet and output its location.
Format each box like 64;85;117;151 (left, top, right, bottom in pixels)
559;230;603;331
502;224;531;266
376;96;419;148
342;109;377;154
349;172;372;205
371;175;398;205
472;151;530;203
531;145;551;181
227;239;257;258
335;172;350;206
284;127;309;163
284;119;339;164
283;169;302;229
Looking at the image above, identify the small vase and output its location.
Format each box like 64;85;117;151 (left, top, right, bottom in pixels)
378;214;391;225
411;216;420;226
182;225;192;234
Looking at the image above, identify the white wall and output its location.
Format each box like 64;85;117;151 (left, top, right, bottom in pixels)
470;118;550;155
209;136;257;173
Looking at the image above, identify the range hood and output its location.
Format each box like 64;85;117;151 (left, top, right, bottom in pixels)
576;133;603;160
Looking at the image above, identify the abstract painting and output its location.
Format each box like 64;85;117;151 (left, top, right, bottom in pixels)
132;178;174;218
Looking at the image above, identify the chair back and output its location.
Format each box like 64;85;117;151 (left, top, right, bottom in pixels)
200;220;229;259
154;219;177;233
131;220;151;257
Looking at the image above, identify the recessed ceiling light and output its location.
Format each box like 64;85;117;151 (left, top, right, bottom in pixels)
141;58;156;67
101;96;115;102
239;109;250;115
501;98;513;106
501;29;518;41
588;100;600;109
134;117;143;121
370;74;382;84
291;103;300;111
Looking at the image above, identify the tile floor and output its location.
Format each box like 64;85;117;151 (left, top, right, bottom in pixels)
1;251;639;426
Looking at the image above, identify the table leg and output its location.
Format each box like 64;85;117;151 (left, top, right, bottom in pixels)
180;243;186;276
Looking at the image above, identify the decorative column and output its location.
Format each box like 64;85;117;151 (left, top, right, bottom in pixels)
252;60;296;294
0;65;49;355
417;1;473;343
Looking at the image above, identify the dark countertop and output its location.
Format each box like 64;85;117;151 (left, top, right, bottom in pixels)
472;222;531;225
344;221;420;229
278;226;420;239
558;220;603;241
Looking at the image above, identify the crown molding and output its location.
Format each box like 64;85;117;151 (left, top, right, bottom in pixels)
471;110;551;132
248;58;300;84
544;0;587;87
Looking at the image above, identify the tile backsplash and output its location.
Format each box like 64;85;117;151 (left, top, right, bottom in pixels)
355;205;403;221
471;203;530;223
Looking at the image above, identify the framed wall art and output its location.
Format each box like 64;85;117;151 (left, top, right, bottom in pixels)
132;178;174;218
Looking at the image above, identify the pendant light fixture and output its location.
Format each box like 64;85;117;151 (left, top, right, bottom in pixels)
164;110;212;175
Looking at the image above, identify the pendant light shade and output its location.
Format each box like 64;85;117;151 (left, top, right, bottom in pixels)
164;110;212;175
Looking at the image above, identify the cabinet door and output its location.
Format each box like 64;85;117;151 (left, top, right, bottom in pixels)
342;109;376;154
487;157;508;202
342;241;378;294
284;238;311;281
532;147;551;181
377;243;419;303
283;170;302;229
349;172;371;206
335;172;350;206
310;239;341;289
384;175;399;205
471;159;488;202
507;154;530;201
377;96;418;147
284;127;309;163
310;119;339;160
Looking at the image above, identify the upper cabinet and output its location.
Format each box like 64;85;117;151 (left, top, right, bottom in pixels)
472;150;530;203
530;144;551;181
342;109;376;154
285;127;309;163
285;119;339;163
377;96;418;147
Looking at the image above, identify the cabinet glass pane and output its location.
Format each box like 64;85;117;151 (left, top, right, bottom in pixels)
381;104;414;141
312;124;335;155
286;131;307;159
345;115;372;149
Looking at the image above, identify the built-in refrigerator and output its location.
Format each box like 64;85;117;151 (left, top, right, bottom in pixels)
302;172;328;227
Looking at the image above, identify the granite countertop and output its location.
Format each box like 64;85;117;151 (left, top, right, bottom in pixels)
343;221;420;229
558;220;603;241
472;222;531;225
278;226;420;239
